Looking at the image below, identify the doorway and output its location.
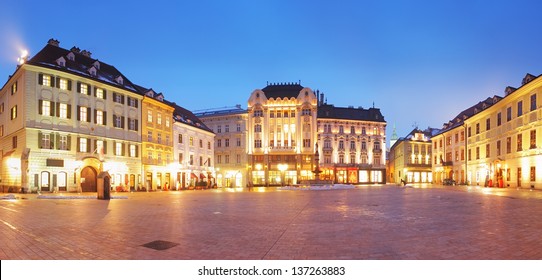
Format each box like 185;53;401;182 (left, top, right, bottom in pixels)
81;166;97;192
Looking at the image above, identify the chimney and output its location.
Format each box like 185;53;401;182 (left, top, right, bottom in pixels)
320;93;324;105
47;38;60;46
81;50;92;58
70;46;81;53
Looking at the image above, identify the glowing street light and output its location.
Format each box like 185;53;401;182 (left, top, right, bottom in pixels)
17;49;29;65
278;163;288;186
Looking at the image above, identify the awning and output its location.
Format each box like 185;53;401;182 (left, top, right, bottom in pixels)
199;173;206;179
190;173;198;179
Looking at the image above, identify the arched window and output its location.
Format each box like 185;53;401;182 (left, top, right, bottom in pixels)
41;171;50;188
58;172;67;188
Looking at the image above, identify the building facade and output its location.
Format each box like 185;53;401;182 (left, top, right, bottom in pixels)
317;100;387;184
247;83;318;186
0;39;143;193
196;105;248;188
388;128;437;184
171;102;215;189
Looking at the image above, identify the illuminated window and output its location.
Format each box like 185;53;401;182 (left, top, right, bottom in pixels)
11;81;17;95
530;167;536;182
59;103;68;119
130;145;137;157
80;83;88;95
59;79;68;90
178;134;183;144
115;142;122;156
147;111;153;122
79;138;88;152
96;110;103;125
41;133;51;149
530;130;536;149
506;137;511;154
147;131;152;142
165;118;170;128
41;171;50;189
42;75;51;87
79;106;88;122
157;113;162;125
42;100;51;116
58;172;67;189
59;135;68;150
517;133;523;151
189;137;194;146
96;88;104;99
96;140;104;155
10;105;17;120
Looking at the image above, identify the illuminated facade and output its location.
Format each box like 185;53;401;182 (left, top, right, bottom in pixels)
388;128;437;184
139;88;174;190
247;83;318;186
0;39;142;192
172;103;215;189
196;106;247;188
433;73;542;189
317;99;387;184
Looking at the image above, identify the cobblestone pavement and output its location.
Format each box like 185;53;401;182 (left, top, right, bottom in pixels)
1;184;542;260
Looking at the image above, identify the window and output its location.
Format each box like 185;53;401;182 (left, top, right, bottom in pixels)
486;144;490;158
42;100;51;116
178;134;183;144
237;124;241;132
96;110;104;125
254;110;263;117
189;155;194;165
324;139;331;149
350;141;356;150
157;133;162;144
59;78;68;90
128;118;137;131
454;133;459;143
506;137;511;154
128;145;136;158
41;171;50;189
147;111;153;122
166;135;170;145
517;133;523;152
476;123;480;134
11;105;17;120
79;106;89;122
59;135;68;150
361;141;367;150
58;103;68;119
114;93;124;104
157;113;162;125
302;108;311;116
225;155;230;164
507;107;512;121
79;138;88;152
531;166;536;182
199;139;203;148
350;126;355;134
339;126;344;134
467;127;471;137
0;125;3;137
128;97;137;107
497;140;501;156
208;141;212;149
42;75;51;86
254;124;262;133
147;131;152;142
189;137;194;146
147;151;153;161
486;118;491;131
79;83;88;95
115;142;122;156
41;133;51;149
96;88;105;99
476;147;480;160
178;153;184;164
339;140;344;149
113;115;123;128
362;127;366;135
303;139;311;148
517;101;523;117
0;103;4;114
530;130;536;149
236;138;241;147
374;142;381;151
225;125;229;132
11;81;17;95
217;139;222;147
461;131;464;141
497;112;502;126
461;149;464;160
531;94;537;111
217;125;222;133
254;139;262;148
468;149;471;161
225;139;230;147
96;140;104;155
339;155;344;164
165;118;170;128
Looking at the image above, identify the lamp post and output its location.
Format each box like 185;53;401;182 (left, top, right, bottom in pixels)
278;163;288;186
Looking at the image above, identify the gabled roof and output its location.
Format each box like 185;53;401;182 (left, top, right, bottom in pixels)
317;104;385;122
26;42;139;93
261;83;304;99
163;100;214;134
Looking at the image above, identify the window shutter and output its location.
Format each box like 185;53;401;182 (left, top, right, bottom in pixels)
103;90;107;100
77;137;81;152
38;131;43;148
77;82;81;93
49;133;54;149
121;116;125;129
122;143;126;156
67;135;71;151
103;140;107;154
34;174;39;188
55;77;60;88
87;107;91;122
67;104;72;119
94;139;97;154
55;133;60;150
50;102;56;117
135;145;139;157
38;100;43;115
56;102;60;117
87;84;91;95
86;138;91;153
103;112;107;125
77;106;80;121
38;74;43;85
135;119;139;131
52;174;57;189
113;92;117;101
121;95;125;104
135;99;138;108
67;80;72;91
94;109;97;124
93;87;97;97
50;76;56;87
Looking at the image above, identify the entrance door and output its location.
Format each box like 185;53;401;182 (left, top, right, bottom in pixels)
81;166;97;192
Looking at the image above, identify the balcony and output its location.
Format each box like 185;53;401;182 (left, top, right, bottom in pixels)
268;146;296;152
407;163;432;168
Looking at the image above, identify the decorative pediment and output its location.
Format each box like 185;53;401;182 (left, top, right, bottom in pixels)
115;75;124;85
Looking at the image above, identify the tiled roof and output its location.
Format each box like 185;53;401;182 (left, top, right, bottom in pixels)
163;100;214;134
317;104;386;122
261;83;304;99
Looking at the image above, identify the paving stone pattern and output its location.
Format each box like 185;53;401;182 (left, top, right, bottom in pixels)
1;185;542;260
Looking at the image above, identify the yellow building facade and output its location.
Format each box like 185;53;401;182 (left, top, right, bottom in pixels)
389;128;435;184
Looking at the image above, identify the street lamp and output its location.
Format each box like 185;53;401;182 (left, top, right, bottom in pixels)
278;163;288;186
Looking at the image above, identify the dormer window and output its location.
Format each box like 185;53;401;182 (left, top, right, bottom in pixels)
145;90;154;97
115;75;123;85
88;66;97;77
93;61;100;70
56;57;66;67
156;94;164;101
66;52;75;61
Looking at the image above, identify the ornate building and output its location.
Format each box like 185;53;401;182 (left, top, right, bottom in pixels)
317;96;387;184
196;105;247;187
247;83;318;186
388;127;438;184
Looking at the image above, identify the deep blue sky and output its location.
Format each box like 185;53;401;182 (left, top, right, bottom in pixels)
2;0;542;144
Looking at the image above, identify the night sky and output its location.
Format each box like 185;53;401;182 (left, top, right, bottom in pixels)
2;0;542;144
